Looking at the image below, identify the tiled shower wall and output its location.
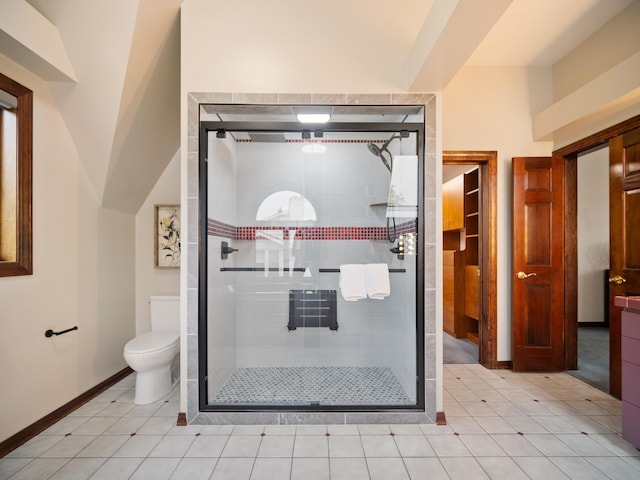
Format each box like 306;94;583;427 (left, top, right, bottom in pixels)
209;139;418;400
186;93;437;425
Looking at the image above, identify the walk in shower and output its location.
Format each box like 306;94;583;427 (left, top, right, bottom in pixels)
198;104;425;413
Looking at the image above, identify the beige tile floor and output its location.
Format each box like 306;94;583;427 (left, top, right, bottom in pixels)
1;364;639;479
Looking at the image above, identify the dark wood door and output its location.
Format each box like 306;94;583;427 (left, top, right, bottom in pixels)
512;157;565;371
608;127;640;398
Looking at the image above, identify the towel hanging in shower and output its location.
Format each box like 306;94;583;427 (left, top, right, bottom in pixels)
365;263;390;300
386;155;418;218
338;264;367;301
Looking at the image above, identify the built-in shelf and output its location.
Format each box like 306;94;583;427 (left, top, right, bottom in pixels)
464;168;480;267
463;169;480;342
442;167;481;344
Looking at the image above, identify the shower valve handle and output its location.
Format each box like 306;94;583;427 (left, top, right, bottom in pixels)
221;241;238;259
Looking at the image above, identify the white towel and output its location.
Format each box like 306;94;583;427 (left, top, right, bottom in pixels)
339;264;367;301
386;155;418;218
365;263;390;300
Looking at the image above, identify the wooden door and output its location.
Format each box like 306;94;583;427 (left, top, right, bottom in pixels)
512;157;565;371
608;127;640;398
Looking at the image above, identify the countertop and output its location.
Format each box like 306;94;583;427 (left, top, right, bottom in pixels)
615;295;640;312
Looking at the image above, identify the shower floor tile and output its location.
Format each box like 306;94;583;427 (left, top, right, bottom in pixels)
209;367;413;406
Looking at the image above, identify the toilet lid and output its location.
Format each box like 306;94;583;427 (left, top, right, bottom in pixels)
124;332;179;355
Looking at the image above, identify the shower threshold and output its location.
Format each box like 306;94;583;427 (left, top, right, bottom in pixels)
208;366;413;407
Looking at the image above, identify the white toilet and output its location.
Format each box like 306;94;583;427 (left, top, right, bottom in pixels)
124;296;180;405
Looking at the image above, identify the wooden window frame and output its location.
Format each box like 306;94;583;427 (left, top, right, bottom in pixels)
0;72;32;277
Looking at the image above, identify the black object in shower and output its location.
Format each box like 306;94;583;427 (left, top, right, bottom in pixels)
288;290;338;331
220;241;238;259
366;130;410;173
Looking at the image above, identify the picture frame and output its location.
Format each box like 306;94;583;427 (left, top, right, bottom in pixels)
154;204;181;268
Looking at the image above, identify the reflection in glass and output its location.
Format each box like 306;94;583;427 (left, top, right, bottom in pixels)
256;190;317;222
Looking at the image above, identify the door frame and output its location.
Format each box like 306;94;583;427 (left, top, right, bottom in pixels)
443;151;500;368
553;114;640;374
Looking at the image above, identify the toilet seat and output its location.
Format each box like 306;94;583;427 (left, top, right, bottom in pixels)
124;332;179;355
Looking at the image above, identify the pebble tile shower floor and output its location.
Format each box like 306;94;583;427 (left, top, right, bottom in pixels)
210;367;412;406
1;364;639;479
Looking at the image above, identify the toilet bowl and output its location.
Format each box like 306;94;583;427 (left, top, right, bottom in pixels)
124;296;180;405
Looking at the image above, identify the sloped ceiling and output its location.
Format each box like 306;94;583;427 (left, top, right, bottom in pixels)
1;0;180;214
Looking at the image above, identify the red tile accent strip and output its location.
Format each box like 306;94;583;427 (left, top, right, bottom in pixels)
208;219;417;241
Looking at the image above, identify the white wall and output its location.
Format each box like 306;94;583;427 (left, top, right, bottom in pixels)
577;146;610;324
180;1;418;94
443;66;554;361
134;150;181;334
0;54;135;442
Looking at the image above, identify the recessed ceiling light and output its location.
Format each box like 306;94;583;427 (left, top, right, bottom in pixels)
297;113;330;124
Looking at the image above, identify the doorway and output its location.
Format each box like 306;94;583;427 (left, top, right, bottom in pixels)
556;115;640;399
567;146;610;393
442;151;498;368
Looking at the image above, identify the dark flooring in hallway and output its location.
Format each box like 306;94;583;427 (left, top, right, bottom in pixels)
443;332;478;364
568;326;609;394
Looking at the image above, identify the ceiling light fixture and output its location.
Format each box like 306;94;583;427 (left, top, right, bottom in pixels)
296;113;330;124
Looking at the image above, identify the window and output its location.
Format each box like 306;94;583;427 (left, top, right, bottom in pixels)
0;72;32;276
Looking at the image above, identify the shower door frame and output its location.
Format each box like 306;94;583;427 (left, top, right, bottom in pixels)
198;116;426;413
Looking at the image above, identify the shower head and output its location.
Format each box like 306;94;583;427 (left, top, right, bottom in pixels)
367;132;410;173
367;142;392;172
367;134;402;173
367;143;383;157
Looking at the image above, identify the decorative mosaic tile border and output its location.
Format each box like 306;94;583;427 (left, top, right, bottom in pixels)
208;219;235;238
396;219;418;236
208;219;417;240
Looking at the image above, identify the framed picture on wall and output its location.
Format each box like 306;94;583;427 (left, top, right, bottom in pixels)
154;204;181;268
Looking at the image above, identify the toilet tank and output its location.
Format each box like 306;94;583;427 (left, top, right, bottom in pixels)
150;296;180;332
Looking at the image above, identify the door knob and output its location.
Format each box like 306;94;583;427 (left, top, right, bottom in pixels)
608;275;627;285
517;271;536;280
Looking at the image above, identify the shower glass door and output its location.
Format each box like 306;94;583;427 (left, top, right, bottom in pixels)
200;105;424;411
